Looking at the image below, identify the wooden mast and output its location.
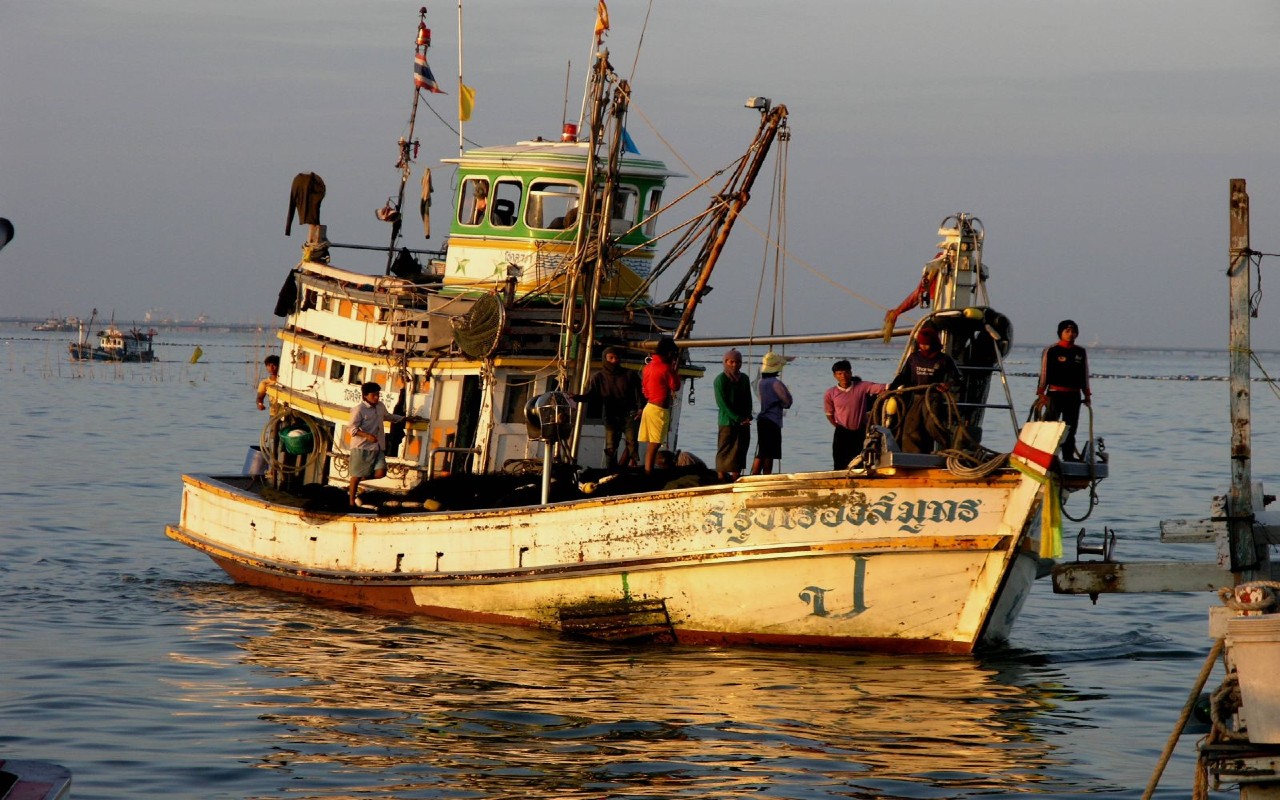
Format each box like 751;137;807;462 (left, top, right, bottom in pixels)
385;8;430;275
1227;178;1263;578
673;103;788;340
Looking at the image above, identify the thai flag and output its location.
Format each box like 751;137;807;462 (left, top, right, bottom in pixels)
414;53;445;94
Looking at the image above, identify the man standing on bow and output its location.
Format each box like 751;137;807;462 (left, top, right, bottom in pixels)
1037;319;1092;460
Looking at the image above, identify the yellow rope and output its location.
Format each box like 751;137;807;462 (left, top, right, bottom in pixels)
1141;638;1225;800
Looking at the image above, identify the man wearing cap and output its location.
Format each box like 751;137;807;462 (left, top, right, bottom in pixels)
713;349;752;480
888;328;961;453
824;359;886;469
1037;319;1092;460
752;351;794;475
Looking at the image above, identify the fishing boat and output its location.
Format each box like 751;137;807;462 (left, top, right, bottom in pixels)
166;10;1106;654
68;310;157;362
32;315;80;332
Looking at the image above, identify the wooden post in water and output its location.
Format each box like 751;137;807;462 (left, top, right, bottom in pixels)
1227;178;1260;577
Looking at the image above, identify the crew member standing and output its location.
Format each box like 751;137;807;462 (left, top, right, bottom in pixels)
888;328;961;454
713;349;752;481
1037;319;1092;460
823;359;885;469
751;351;793;475
639;336;681;474
256;355;280;411
347;381;419;508
575;346;642;469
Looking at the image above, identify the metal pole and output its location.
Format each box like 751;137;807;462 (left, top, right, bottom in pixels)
642;326;915;351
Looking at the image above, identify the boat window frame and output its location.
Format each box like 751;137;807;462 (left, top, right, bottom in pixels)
490;178;522;229
525;180;583;232
329;359;345;381
609;184;641;236
643;187;662;237
458;177;491;227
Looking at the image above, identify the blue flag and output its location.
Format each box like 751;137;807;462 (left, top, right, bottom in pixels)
621;127;639;155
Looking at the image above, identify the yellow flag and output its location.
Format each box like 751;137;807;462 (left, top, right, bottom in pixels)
190;346;203;364
459;83;476;122
595;0;609;45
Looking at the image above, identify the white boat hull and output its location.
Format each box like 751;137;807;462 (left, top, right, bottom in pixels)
168;423;1066;654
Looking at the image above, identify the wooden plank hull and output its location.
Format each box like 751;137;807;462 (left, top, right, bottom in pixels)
167;428;1062;654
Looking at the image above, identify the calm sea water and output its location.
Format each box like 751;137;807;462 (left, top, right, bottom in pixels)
2;324;1276;799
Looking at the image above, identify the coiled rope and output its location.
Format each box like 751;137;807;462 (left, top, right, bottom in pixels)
259;410;325;480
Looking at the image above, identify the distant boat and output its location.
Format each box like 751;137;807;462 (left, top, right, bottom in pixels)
68;312;157;362
32;315;80;332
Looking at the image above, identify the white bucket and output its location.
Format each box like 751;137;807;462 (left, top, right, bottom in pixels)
1228;613;1280;743
242;445;268;476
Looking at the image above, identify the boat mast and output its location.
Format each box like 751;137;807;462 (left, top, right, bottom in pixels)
567;72;630;463
671;102;788;340
557;52;612;394
384;8;430;275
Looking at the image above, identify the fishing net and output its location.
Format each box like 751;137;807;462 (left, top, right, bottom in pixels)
451;292;505;358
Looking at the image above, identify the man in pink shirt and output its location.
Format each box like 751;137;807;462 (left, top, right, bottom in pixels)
823;359;886;469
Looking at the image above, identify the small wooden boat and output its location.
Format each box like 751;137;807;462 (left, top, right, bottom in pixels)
0;759;72;800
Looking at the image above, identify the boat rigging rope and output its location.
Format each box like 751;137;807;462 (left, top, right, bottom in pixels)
868;385;1009;478
1141;636;1226;800
259;410;325;479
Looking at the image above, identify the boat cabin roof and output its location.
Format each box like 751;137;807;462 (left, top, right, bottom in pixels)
442;141;682;179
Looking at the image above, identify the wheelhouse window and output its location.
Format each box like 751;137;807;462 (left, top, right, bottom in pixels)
644;188;662;237
458;178;490;226
610;186;639;235
490;179;522;228
526;181;582;231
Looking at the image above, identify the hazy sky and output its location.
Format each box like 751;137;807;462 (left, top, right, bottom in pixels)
5;0;1280;349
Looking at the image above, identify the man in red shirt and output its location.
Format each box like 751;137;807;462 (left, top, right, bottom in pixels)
639;336;681;473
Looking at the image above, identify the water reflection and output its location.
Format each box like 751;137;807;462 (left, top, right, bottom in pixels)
174;586;1075;799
